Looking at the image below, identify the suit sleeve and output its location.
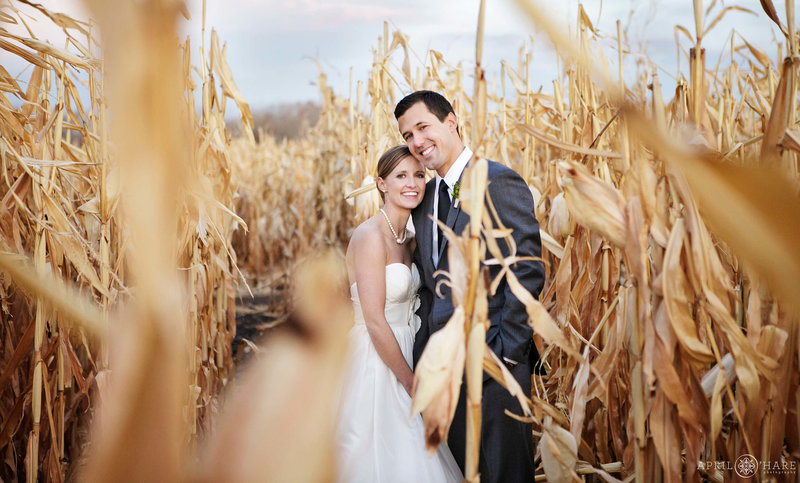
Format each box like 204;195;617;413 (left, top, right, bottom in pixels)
486;165;545;364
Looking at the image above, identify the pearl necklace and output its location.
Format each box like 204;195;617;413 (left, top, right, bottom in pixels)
380;208;406;244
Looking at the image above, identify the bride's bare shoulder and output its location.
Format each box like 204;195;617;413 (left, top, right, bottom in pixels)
348;216;384;252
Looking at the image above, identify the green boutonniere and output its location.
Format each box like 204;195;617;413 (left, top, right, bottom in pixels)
452;181;461;208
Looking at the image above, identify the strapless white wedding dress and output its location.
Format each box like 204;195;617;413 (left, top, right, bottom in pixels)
336;263;462;483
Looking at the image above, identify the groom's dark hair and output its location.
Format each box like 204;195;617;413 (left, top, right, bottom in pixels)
394;90;460;136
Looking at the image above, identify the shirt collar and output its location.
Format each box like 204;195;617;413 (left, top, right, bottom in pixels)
435;146;473;191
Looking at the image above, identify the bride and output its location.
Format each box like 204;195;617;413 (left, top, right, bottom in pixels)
336;146;462;482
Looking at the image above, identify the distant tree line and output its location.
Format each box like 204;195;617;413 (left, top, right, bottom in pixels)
227;100;321;141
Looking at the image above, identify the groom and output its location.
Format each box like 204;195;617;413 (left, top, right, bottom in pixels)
395;90;544;482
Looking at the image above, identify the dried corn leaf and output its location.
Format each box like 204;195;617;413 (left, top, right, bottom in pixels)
0;318;34;394
210;30;254;144
0;252;105;336
650;391;681;482
17;0;90;34
779;128;800;153
518;123;621;159
760;57;795;166
41;194;107;296
661;219;715;362
560;161;627;248
758;0;789;36
0;38;50;69
578;4;597;34
569;343;591;444
703;6;757;38
411;307;466;454
0;32;92;69
738;34;772;68
541;417;579;482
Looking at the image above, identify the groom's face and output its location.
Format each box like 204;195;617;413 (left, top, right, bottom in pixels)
397;102;461;177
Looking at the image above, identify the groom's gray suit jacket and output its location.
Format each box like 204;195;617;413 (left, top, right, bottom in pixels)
411;159;544;371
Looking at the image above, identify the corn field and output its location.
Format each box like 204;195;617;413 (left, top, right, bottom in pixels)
1;0;800;481
0;0;245;480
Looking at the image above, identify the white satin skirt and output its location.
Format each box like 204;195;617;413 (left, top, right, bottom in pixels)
335;323;462;483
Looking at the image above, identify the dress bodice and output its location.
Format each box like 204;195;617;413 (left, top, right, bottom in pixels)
350;263;421;328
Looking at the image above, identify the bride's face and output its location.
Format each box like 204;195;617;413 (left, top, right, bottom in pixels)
379;156;425;210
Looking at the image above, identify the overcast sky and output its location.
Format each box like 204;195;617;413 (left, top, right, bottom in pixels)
3;0;789;110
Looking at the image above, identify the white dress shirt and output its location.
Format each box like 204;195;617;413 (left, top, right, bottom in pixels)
432;146;472;267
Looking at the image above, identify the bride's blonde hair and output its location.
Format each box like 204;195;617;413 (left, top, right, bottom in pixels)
375;145;414;202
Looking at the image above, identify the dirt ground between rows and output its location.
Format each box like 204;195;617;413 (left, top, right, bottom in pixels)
232;291;286;370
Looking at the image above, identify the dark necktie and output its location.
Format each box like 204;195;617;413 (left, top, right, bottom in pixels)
437;181;450;252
